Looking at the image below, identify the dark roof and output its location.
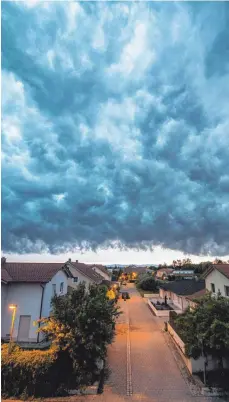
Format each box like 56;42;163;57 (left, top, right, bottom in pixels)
202;264;229;280
159;279;205;296
69;262;103;284
1;261;73;283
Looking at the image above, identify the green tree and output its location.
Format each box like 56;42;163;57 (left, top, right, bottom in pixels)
136;275;157;291
38;283;120;388
175;294;229;369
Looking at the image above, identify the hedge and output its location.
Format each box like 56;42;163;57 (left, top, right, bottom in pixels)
1;344;75;398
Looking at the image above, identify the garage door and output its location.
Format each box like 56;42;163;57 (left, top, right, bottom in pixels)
17;315;31;342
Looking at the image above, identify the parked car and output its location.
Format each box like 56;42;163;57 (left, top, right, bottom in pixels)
122;292;130;300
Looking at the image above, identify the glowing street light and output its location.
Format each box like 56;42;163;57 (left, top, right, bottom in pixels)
8;304;17;354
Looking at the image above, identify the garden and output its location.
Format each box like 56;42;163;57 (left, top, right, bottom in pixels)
1;283;120;399
171;293;229;391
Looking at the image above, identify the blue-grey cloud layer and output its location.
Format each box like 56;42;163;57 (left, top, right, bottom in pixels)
2;1;229;255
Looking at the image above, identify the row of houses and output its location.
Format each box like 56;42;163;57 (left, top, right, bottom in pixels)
1;257;111;343
155;268;195;280
156;264;229;313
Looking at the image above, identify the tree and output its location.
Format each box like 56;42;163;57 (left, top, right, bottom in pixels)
136;276;157;291
38;283;120;389
174;294;229;370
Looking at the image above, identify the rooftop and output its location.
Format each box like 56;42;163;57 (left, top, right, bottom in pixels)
202;264;229;280
1;259;72;283
159;279;205;296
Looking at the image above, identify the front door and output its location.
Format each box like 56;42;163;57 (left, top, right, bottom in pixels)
17;315;31;342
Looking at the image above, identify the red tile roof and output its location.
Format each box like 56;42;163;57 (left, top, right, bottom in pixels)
202;264;229;280
90;264;111;277
69;262;103;283
215;264;229;279
1;267;12;283
186;288;207;301
1;262;70;283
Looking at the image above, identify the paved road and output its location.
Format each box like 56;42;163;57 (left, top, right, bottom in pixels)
105;283;226;402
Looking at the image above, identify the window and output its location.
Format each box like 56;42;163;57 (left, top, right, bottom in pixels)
73;277;78;283
211;283;215;293
52;284;56;296
225;286;229;297
60;282;64;293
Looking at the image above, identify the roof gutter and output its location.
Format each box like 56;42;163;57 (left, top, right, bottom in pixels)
37;284;45;343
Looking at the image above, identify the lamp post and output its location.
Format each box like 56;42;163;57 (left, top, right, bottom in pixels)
8;304;17;354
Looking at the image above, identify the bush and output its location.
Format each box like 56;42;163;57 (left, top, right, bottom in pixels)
1;344;74;398
137;276;157;291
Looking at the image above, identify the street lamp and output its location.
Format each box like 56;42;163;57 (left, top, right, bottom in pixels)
8;304;17;354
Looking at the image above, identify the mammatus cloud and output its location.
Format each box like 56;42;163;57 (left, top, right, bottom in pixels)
2;1;229;256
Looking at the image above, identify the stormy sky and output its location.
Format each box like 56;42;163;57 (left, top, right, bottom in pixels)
2;1;229;263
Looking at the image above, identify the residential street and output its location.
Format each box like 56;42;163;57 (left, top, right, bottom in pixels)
104;283;227;402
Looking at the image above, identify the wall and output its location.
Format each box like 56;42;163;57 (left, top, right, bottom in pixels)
167;323;229;374
148;299;172;317
92;266;110;281
159;288;188;312
42;270;68;318
205;269;229;297
66;264;94;290
2;283;42;342
1;283;8;326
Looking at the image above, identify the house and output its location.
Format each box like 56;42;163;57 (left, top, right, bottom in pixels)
1;258;73;343
172;270;195;279
159;279;205;312
155;268;174;280
90;264;111;281
124;266;147;275
65;259;104;290
185;288;207;310
202;264;229;297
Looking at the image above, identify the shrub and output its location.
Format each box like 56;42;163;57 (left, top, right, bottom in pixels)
1;344;74;398
137;276;157;291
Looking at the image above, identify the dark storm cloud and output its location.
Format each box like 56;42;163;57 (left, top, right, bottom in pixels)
2;1;229;256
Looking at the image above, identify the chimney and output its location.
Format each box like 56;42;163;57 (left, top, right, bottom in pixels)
76;260;78;263
1;257;6;265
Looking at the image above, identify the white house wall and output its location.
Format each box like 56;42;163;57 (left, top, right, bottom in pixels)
205;269;229;297
66;264;94;290
41;270;68;318
1;283;8;329
2;283;42;342
159;288;188;312
92;266;110;281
